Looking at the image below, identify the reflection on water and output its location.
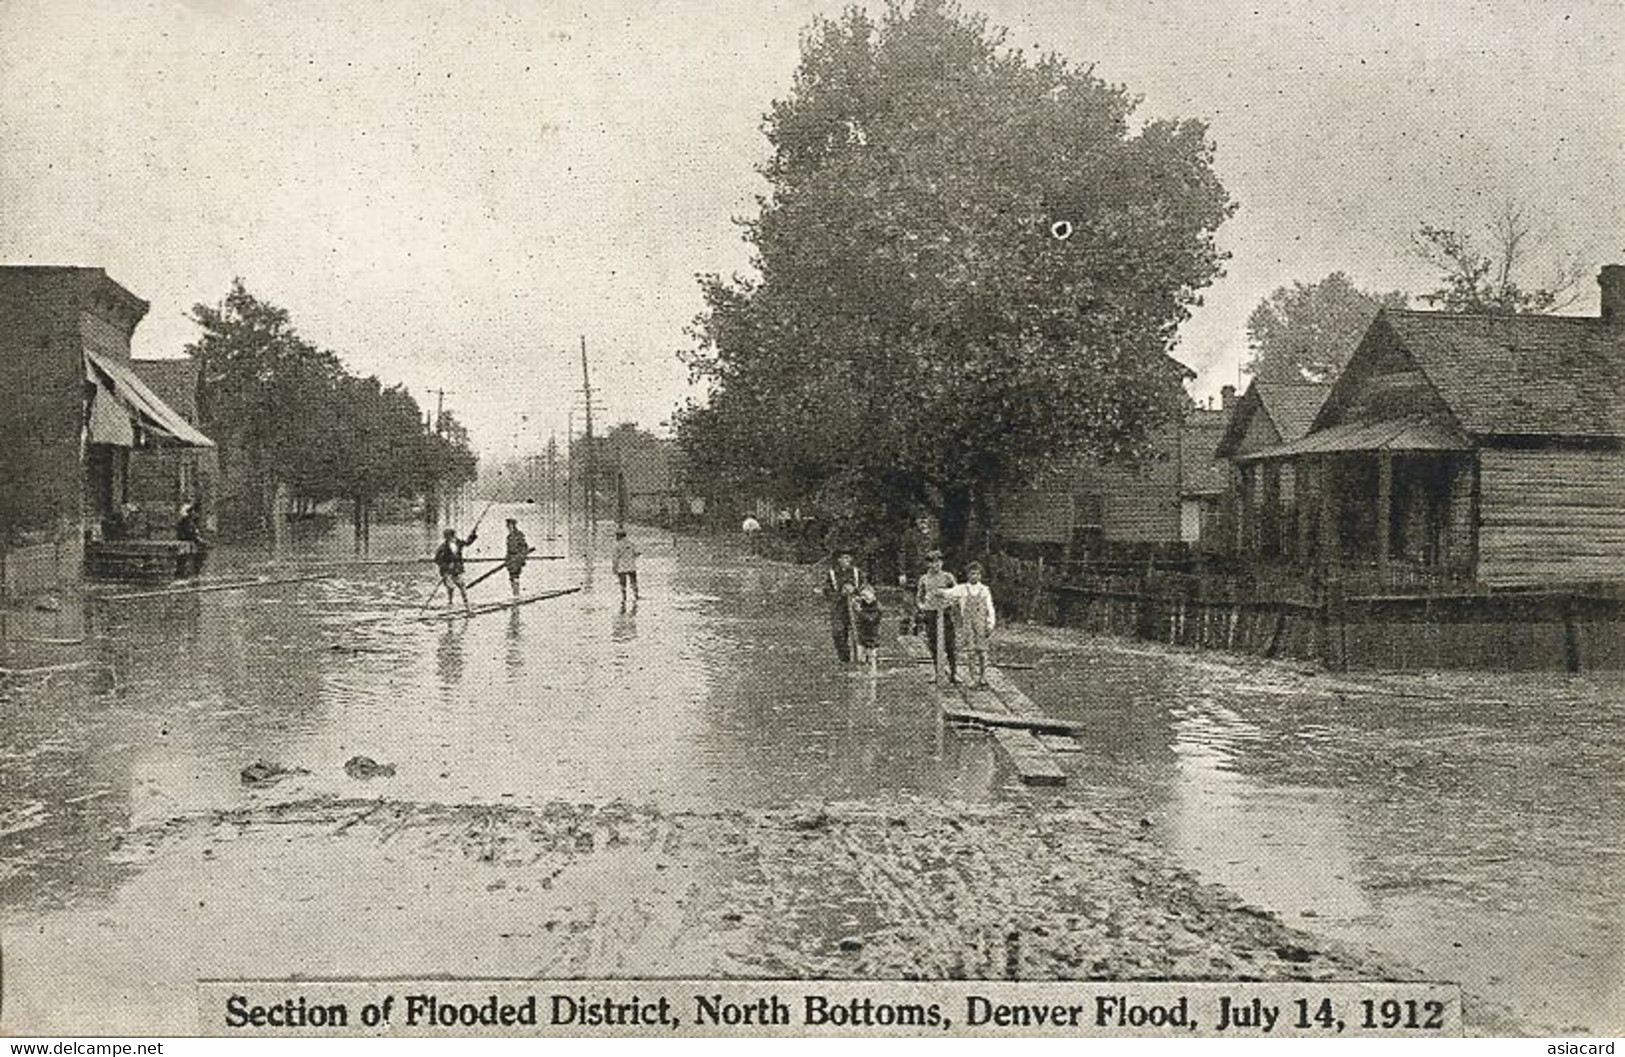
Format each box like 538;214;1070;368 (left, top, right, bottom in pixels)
435;624;466;687
1;512;1000;921
1167;696;1368;928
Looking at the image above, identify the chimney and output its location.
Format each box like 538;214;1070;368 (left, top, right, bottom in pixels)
1601;265;1625;324
1220;384;1237;411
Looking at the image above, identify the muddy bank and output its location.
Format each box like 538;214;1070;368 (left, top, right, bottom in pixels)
2;794;1522;1035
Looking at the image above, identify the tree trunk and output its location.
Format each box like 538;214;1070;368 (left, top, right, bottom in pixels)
938;486;974;566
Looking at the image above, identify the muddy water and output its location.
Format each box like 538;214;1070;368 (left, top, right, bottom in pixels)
3;522;1621;1033
1001;628;1625;1033
1;515;996;911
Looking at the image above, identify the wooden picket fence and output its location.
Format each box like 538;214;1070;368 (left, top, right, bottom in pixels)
984;552;1625;672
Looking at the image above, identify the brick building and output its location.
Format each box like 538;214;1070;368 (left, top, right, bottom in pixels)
0;266;214;595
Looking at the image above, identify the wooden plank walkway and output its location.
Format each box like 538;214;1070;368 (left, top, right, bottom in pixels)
900;631;1071;786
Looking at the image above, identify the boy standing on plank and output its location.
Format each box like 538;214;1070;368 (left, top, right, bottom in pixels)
915;549;958;683
942;561;996;689
504;518;529;598
434;526;478;612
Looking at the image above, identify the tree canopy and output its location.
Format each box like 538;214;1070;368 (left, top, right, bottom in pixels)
1245;273;1409;383
677;0;1233;557
187;279;476;533
1410;201;1585;315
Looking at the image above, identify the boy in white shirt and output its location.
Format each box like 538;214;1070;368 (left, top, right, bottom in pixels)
942;561;996;689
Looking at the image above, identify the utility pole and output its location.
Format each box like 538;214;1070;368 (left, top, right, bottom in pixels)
423;388;457;530
547;431;559;539
616;456;627;530
580;335;596;534
427;388;457;435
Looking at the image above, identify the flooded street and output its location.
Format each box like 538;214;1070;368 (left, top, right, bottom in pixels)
1000;628;1625;1033
3;514;1621;1034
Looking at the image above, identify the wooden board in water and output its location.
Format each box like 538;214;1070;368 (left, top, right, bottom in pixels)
939;704;1087;736
415;586;581;622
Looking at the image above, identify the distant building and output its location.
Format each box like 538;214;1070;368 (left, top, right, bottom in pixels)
0;266;215;595
1212;379;1333;559
1233;266;1625;590
617;437;679;523
1178;404;1232;548
995;397;1234;561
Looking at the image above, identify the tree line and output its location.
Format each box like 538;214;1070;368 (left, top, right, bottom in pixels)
186;279;478;538
674;1;1589;566
1247;202;1586;382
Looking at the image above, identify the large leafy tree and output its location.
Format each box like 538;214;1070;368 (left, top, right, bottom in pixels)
679;0;1233;557
1245;273;1409;382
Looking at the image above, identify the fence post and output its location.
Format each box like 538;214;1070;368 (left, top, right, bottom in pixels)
1326;579;1347;671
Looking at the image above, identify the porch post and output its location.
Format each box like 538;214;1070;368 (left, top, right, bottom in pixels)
1296;460;1314;561
1317;457;1337;572
1376;451;1393;576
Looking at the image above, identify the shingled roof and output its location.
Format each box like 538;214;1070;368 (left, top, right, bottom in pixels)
1364;310;1625;439
1214;380;1332;458
1255;380;1331;442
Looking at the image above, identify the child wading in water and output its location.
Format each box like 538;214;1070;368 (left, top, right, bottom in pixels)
943;562;996;688
611;530;641;611
852;584;884;673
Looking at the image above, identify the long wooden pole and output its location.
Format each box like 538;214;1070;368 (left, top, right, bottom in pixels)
98;572;333;602
581;337;595;534
464;547;535;593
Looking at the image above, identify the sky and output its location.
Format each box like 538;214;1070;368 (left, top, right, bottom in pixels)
2;0;1621;459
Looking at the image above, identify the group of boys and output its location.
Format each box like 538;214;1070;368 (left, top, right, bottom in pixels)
433;518;640;612
819;537;997;687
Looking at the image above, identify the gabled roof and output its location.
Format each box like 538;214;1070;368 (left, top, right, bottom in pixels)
1257;381;1332;442
1214;380;1332;458
1354;310;1625;438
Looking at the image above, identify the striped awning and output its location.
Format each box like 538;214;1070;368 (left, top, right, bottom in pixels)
1237;416;1470;462
84;350;215;448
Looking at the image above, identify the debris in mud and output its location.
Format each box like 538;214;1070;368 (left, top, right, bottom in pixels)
239;761;310;787
837;936;864;952
787;809;831;831
343;756;397;780
1275;944;1316;963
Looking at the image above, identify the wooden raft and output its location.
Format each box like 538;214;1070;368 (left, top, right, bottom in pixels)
901;633;1069;786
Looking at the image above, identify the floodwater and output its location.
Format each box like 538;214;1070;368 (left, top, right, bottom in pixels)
1002;627;1625;1033
1;512;997;910
2;514;1621;1033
